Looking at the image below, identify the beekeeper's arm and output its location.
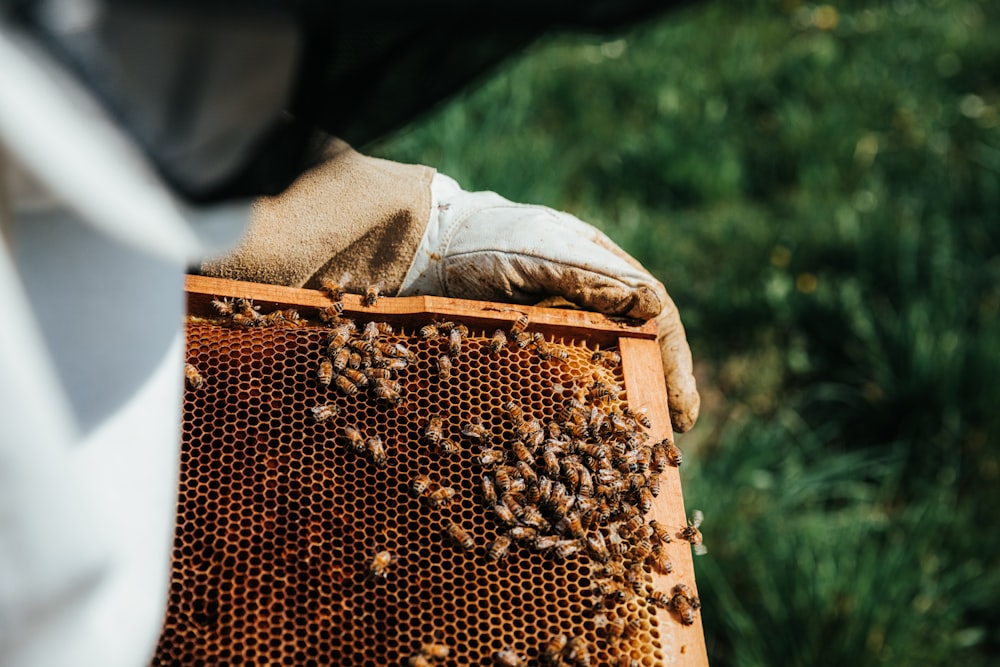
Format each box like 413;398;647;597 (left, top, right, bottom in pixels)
201;142;700;432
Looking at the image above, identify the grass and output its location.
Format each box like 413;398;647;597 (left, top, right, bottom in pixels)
374;1;1000;664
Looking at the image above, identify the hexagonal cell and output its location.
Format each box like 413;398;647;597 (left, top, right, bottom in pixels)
155;309;687;667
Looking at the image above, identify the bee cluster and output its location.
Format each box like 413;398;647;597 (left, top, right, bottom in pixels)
170;289;704;667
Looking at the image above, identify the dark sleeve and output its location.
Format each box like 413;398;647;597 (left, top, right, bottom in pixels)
4;0;693;203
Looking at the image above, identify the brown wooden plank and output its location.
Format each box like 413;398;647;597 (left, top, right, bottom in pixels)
620;337;709;667
185;274;656;347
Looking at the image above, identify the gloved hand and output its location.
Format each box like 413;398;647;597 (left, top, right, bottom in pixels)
401;174;700;433
201;141;699;432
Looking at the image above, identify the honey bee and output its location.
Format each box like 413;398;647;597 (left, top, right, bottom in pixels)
411;475;432;497
448;327;463;357
461;417;492;446
591;349;621;366
546;421;564;440
542;449;561;478
309;403;340;423
649;519;673;544
540;633;567;665
319;271;351;301
488;329;507;355
510;314;529;335
317;304;344;322
638;487;654;515
467;477;493;511
493;467;514;494
339;367;368;388
626;563;647;595
592;580;627;605
574;442;607;460
519;506;547;530
508;526;537;543
326;326;353;351
317;359;334;386
623;406;652;429
592;559;625;580
330;346;351;372
499;493;525;520
334;374;360;396
665;440;683;468
533;535;562;552
209;297;234;315
419;324;439;338
424;415;444;446
606;526;629;556
367;549;396;579
493;648;526;667
407;656;432;667
630;537;654;561
554;540;582;560
479;448;506;466
669;584;700;625
363;367;393;381
371;378;403;404
444;522;474;551
365;436;387;466
343;425;365;453
649;544;673;574
184;363;204;390
556;512;585;539
436;438;459;455
681;510;707;554
364;282;381;306
427;486;457;507
512;331;533;349
565;636;590;667
586;532;610;563
487;534;513;561
514;461;537;487
421;643;450;659
511;441;535;466
436;354;452;381
595;613;625;638
617;656;640;667
502;401;524;425
384;357;409;371
492;500;518;526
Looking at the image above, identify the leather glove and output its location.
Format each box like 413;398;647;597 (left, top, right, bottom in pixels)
201;142;699;432
401;174;700;433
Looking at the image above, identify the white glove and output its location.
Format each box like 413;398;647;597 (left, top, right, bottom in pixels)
401;174;700;432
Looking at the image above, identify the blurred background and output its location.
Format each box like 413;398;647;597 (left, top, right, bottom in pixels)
373;1;1000;665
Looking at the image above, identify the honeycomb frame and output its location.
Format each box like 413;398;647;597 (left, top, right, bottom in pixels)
154;275;708;667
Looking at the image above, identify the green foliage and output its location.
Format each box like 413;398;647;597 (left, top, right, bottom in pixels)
375;1;1000;664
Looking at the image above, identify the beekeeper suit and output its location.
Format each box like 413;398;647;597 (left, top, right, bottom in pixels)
0;2;698;666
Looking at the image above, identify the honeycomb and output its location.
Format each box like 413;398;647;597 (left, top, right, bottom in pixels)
154;280;704;667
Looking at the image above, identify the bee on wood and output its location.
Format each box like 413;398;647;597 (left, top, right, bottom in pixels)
367;549;396;579
444;522;474;551
343;425;365;453
424;415;444;446
334;374;360;396
371;378;403;404
320;271;351;302
487;534;513;561
669;583;700;625
488;329;507;355
591;349;621;367
427;486;457;508
510;314;529;335
649;544;673;574
184;363;204;390
493;648;526;667
317;359;334;387
681;510;707;555
540;633;567;665
309;403;340;423
364;282;381;306
448;327;463;357
365;436;387;466
436;354;452;381
411;475;432;498
565;636;591;667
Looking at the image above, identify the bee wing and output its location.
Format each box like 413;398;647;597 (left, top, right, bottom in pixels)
693;543;708;556
691;509;704;528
